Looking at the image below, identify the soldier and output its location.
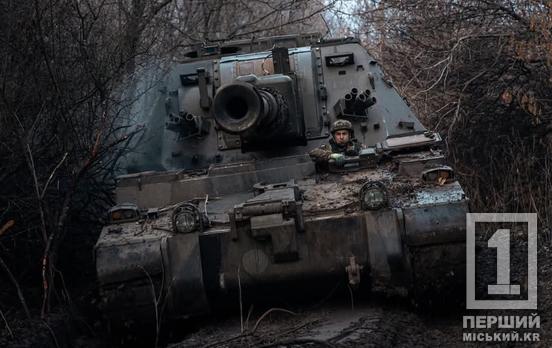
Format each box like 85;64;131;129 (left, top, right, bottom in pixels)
309;119;363;167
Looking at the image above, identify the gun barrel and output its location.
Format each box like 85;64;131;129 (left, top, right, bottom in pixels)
213;82;286;137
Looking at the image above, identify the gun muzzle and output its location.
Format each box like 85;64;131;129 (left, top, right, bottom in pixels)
213;82;287;137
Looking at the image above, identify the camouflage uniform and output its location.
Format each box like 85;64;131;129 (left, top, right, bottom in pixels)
309;119;362;164
309;138;362;163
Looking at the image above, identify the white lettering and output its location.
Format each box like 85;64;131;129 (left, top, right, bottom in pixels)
463;316;475;329
528;314;540;329
476;316;486;329
498;315;514;328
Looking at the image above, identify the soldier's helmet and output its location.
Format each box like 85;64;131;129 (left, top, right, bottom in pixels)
330;119;354;136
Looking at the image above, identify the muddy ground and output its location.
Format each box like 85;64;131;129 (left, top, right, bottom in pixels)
168;298;462;348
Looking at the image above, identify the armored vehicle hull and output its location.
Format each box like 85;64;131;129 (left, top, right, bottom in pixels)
95;33;467;327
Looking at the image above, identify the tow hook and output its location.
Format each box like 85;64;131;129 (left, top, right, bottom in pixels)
345;256;363;288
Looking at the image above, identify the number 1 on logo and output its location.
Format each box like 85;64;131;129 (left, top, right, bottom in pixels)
487;229;520;295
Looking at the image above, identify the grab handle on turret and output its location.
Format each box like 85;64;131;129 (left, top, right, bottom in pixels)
197;68;211;110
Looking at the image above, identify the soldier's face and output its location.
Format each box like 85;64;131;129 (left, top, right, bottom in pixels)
334;130;350;145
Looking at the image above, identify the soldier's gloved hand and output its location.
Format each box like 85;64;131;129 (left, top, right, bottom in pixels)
330;153;345;166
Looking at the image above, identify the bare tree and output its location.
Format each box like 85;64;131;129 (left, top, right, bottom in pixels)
0;0;336;336
347;0;552;224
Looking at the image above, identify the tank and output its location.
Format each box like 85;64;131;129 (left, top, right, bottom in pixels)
95;33;467;328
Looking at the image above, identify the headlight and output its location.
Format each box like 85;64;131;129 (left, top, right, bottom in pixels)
360;181;388;210
172;203;202;233
173;211;197;233
108;203;140;223
422;166;454;185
